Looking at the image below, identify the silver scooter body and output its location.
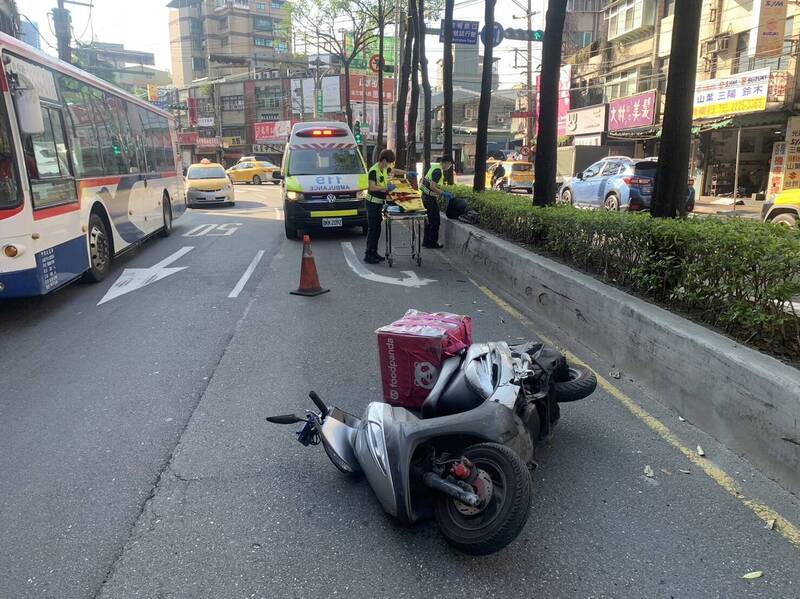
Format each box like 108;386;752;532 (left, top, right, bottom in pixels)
315;342;534;523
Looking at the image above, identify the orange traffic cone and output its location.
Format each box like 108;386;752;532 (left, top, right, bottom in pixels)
290;235;330;296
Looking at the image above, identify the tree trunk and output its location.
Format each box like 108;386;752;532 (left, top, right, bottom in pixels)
442;0;454;183
417;0;432;175
343;60;354;130
472;0;496;192
407;0;420;170
533;0;567;206
395;8;412;168
374;0;385;162
652;0;702;218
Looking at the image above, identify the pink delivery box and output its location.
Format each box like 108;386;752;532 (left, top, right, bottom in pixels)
375;310;473;409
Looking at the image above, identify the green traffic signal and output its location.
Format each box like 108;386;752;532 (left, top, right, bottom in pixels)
355;132;363;144
504;28;544;42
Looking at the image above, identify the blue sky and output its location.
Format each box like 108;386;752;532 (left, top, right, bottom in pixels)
21;0;546;87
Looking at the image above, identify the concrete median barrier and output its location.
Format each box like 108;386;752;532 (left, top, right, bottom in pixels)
442;217;800;495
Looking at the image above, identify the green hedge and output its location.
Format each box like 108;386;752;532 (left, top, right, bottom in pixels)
444;185;800;361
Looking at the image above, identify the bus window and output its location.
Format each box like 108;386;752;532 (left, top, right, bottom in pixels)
0;92;20;210
57;74;104;177
22;105;77;209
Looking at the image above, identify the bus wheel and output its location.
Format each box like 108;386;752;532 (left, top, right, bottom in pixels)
83;213;111;283
159;196;173;238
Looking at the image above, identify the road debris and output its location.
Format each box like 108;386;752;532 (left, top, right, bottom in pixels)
765;519;776;530
678;416;686;422
742;571;763;580
697;445;705;457
679;469;691;474
609;369;621;379
644;465;655;478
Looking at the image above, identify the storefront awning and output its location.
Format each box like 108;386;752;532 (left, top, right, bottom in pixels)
693;110;788;133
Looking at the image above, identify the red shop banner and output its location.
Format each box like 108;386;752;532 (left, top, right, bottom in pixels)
349;75;395;104
253;120;292;142
177;132;198;145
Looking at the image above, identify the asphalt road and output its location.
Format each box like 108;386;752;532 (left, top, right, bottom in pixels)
1;184;799;599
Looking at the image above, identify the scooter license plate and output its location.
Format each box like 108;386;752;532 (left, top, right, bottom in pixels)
322;217;342;227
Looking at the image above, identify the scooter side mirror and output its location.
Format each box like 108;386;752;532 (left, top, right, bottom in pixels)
266;414;307;424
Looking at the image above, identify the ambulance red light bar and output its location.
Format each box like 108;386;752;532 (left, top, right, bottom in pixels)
297;127;347;138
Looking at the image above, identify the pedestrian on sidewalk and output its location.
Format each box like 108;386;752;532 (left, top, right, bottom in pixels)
420;155;454;249
364;149;414;264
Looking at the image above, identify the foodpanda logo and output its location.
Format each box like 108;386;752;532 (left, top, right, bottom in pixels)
414;362;438;390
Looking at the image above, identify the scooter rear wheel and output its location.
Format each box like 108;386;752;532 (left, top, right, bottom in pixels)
434;442;531;555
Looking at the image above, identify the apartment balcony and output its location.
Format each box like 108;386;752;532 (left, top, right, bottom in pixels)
607;0;656;44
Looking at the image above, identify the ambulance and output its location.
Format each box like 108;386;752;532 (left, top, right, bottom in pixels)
274;122;369;239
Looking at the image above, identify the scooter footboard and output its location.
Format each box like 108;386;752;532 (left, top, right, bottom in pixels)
383;401;532;523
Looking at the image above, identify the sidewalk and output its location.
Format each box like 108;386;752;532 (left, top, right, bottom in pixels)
692;195;762;219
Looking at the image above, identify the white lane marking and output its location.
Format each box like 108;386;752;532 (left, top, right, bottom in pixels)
183;224;216;237
341;242;436;288
98;246;194;305
183;223;242;237
228;250;265;298
274;207;282;220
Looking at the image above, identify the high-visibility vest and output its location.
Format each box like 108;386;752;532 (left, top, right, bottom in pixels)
420;163;443;198
367;162;390;204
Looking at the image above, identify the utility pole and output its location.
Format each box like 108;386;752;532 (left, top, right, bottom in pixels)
473;0;497;192
53;0;72;63
361;46;368;159
526;0;533;153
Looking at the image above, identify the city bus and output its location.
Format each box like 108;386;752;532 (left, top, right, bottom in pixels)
0;33;185;299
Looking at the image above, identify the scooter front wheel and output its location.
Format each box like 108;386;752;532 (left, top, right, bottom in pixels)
434;443;531;556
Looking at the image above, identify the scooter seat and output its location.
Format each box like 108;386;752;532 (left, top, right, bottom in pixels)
421;356;461;419
422;355;486;419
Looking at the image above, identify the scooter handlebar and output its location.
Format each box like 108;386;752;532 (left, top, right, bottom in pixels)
308;391;328;416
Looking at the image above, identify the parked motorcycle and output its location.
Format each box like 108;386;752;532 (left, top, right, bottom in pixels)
267;340;596;555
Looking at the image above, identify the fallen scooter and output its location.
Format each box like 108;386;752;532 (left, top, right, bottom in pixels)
267;340;597;555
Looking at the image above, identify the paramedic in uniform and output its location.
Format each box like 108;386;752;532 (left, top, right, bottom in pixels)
419;155;454;249
364;149;413;264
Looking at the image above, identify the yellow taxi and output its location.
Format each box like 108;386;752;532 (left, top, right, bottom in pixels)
185;159;235;208
762;188;800;226
484;160;534;192
226;160;280;185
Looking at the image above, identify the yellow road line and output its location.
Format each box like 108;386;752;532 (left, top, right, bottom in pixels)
472;279;800;548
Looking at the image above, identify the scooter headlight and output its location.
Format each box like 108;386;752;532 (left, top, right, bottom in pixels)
367;420;390;476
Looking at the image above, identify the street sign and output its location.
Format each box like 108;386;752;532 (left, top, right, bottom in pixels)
369;54;381;73
315;90;323;115
439;20;479;45
520;145;531;156
480;23;504;47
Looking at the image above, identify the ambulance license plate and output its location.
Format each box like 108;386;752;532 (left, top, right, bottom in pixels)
322;218;342;227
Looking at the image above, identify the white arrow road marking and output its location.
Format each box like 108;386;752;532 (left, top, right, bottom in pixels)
98;246;194;305
228;250;265;298
341;242;436;288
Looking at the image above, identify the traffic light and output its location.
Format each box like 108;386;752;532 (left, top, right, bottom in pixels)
504;28;544;42
355;132;363;145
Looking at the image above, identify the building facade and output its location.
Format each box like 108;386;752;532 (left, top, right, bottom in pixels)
562;0;800;198
167;0;292;87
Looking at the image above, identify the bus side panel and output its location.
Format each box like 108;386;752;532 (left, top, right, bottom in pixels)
0;235;87;298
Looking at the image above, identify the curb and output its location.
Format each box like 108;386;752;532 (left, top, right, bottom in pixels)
442;216;800;495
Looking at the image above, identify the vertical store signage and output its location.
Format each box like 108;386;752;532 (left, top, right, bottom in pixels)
752;0;787;57
782;116;800;190
767;141;786;200
536;65;571;136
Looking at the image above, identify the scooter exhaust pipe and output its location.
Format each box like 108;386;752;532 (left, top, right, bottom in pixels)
422;472;481;507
